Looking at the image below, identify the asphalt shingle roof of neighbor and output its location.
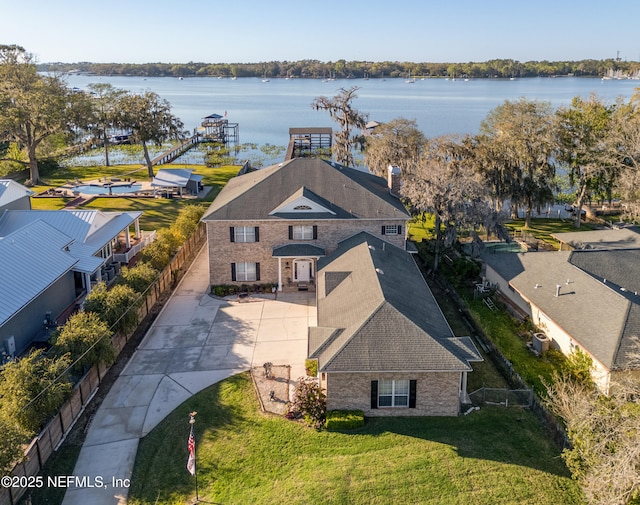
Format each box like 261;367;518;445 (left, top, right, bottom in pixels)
201;158;410;221
484;251;636;369
311;232;481;373
552;226;640;250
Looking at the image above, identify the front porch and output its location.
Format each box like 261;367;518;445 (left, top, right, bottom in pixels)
272;243;325;292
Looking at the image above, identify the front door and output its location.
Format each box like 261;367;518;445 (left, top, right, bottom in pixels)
294;260;311;282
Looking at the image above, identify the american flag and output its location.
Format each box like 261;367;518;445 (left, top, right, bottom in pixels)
186;425;196;476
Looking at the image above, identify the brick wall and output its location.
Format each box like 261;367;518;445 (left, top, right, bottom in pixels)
206;219;407;286
323;371;461;417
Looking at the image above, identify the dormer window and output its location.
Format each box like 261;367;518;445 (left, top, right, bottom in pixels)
294;205;312;210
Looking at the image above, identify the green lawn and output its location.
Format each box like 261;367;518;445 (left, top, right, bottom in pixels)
128;373;583;505
30;164;239;230
505;218;596;249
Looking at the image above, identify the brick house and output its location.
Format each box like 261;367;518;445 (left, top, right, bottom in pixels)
310;232;482;416
202;158;410;290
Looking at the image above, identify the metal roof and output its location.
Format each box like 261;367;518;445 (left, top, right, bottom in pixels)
0;180;34;208
151;168;200;188
0;220;78;326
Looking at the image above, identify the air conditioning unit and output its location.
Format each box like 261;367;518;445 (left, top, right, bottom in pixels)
4;336;16;357
532;333;550;354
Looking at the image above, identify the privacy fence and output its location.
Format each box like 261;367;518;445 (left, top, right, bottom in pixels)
0;223;207;505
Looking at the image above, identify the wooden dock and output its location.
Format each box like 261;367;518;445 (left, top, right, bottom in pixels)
150;135;200;166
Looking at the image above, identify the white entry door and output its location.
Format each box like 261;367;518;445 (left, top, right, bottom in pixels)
295;260;311;282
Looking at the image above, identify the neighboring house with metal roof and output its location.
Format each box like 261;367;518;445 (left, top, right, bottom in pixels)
0;179;34;211
0;205;143;359
484;243;640;392
201;158;410;291
310;232;482;416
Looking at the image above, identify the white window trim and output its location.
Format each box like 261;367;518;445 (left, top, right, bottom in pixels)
235;226;256;243
236;262;257;281
378;379;410;408
384;225;400;235
292;225;314;240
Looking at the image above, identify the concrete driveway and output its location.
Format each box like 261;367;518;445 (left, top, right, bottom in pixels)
62;244;315;505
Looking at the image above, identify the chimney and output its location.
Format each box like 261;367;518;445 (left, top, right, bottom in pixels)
387;165;401;197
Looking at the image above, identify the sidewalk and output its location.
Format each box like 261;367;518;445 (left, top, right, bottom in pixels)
62;244;314;505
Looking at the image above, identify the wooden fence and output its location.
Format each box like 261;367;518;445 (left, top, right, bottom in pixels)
0;223;207;505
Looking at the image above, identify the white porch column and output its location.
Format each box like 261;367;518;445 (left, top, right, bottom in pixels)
278;257;283;291
460;371;470;404
134;219;140;239
85;272;92;294
125;226;131;248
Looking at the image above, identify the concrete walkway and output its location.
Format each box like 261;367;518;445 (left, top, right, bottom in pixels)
62;245;315;505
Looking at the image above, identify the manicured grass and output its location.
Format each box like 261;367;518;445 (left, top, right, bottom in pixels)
505;218;596;249
128;373;583;505
30;164;239;230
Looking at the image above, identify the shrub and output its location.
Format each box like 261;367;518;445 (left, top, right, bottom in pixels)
0;413;29;473
118;262;158;293
289;377;326;429
0;349;72;433
51;311;115;373
140;228;183;270
305;359;318;377
172;204;205;240
325;410;365;431
83;282;141;334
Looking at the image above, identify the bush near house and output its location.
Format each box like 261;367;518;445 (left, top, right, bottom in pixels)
325;410;365;431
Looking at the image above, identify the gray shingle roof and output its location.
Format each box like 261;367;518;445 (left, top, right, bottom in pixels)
552;227;640;250
484;251;637;369
311;232;479;373
272;244;325;257
202;158;409;221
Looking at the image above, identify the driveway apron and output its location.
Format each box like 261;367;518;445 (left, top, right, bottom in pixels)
62;244;314;505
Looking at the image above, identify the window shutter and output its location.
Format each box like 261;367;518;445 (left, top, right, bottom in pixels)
229;227;235;242
381;225;386;235
398;225;402;236
254;227;260;242
231;263;236;281
312;225;318;240
255;263;260;281
370;380;378;409
288;226;293;240
409;380;417;408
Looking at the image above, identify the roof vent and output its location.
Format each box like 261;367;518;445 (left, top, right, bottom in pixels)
555;284;561;297
375;268;384;275
368;245;376;251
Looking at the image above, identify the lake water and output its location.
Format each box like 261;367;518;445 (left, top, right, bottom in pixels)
64;74;639;163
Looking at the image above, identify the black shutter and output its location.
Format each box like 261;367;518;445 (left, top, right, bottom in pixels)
229;227;235;242
312;225;318;240
231;263;236;281
381;225;386;235
409;380;417;408
255;263;260;281
288;226;293;240
398;225;402;236
254;227;260;242
370;380;378;409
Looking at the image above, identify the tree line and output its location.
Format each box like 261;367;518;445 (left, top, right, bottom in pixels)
39;58;640;80
0;45;184;183
313;86;640;273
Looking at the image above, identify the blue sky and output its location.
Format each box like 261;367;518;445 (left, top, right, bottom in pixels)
2;0;639;64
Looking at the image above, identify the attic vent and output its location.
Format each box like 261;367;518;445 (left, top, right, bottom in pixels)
294;205;312;210
375;268;384;275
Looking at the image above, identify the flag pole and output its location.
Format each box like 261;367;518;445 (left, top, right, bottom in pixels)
188;411;199;502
